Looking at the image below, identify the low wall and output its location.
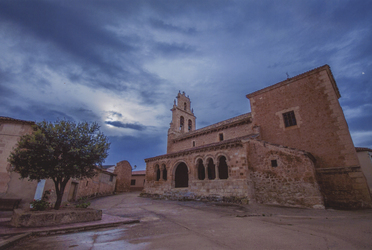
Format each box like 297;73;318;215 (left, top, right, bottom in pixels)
10;208;102;227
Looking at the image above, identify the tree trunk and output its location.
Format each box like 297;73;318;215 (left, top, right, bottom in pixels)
53;178;69;210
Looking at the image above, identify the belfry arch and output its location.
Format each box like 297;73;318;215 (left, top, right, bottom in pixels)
174;162;189;188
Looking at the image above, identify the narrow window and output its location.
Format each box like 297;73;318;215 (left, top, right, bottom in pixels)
131;179;136;185
109;175;113;182
188;120;192;131
192;141;195;147
271;160;278;167
180;116;184;130
162;167;167;181
86;181;89;186
155;164;160;181
219;133;224;141
184;102;187;110
156;168;161;181
283;111;297;128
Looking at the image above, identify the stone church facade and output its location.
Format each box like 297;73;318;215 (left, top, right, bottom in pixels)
143;65;372;209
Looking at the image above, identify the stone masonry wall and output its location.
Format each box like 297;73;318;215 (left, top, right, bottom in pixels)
246;65;371;209
247;139;324;208
114;160;132;192
168;122;253;154
144;142;252;200
316;167;372;209
247;65;359;169
76;171;116;199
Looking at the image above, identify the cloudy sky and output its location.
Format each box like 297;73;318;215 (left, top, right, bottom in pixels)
1;0;371;169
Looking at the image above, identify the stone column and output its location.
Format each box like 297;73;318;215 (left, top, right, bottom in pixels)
160;166;164;180
215;161;219;180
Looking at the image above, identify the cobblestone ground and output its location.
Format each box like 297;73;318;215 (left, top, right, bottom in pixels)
8;192;372;250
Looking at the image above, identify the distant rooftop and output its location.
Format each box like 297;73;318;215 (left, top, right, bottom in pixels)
0;116;35;125
356;147;372;153
132;170;146;176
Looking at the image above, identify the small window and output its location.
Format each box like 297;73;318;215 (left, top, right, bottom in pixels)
271;160;278;167
192;141;195;147
283;111;297;127
86;181;89;186
109;175;113;182
131;179;136;185
219;133;224;141
188;120;192;131
184;102;187;110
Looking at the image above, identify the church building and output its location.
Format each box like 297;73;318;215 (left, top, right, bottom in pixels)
143;65;372;209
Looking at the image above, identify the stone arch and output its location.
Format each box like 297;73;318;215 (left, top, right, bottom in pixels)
203;154;215;164
174;162;189;188
207;158;216;180
196;158;205;180
217;155;229;179
180;116;184;131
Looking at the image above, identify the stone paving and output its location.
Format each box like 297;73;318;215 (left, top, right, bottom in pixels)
2;192;372;249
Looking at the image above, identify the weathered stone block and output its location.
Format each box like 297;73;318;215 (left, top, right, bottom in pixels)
10;208;102;227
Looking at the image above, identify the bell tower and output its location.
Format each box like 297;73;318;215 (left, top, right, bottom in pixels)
167;91;196;153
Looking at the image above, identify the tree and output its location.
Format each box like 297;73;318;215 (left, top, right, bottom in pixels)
8;120;110;209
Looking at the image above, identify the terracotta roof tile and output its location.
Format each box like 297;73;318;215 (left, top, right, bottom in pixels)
0;116;35;125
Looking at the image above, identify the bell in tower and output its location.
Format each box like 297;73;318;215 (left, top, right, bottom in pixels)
169;91;196;134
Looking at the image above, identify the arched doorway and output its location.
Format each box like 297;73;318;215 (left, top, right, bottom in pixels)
175;162;189;188
218;156;228;179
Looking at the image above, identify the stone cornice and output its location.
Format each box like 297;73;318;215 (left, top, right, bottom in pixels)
145;134;258;163
246;65;341;100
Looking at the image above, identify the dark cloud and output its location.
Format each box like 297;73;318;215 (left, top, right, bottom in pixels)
106;111;123;118
153;42;197;57
149;18;197;34
1;0;371;164
105;121;146;131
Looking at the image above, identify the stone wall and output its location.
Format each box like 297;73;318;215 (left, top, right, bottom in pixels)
316;167;372;209
247;65;359;169
114;160;132;192
0;119;34;195
74;171;116;199
167;113;253;154
356;149;372;192
246;65;371;208
144;140;252;200
247;139;324;208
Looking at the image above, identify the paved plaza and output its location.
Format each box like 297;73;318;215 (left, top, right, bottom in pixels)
3;192;372;249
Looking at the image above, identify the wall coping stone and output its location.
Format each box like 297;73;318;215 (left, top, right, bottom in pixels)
10;208;102;228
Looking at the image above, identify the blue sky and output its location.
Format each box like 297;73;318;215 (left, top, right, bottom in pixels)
1;1;371;170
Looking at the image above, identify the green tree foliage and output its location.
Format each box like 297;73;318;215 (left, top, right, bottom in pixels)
8;120;110;210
